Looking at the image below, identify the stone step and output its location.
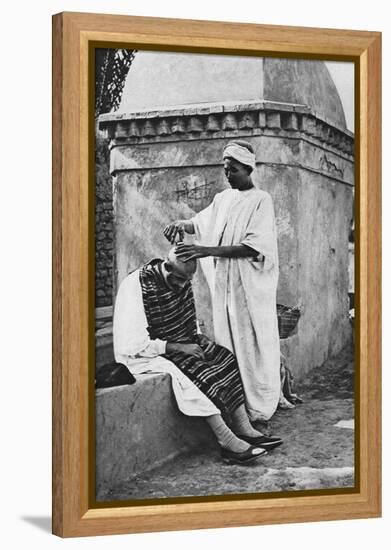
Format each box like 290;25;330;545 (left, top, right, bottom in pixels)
97;395;355;502
95;328;114;369
95;372;216;500
95;342;115;369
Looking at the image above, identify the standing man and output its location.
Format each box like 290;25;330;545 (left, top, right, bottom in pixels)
164;140;281;423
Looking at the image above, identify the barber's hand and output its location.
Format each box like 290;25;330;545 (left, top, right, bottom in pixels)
175;243;209;262
198;334;214;356
164;221;185;244
166;342;205;359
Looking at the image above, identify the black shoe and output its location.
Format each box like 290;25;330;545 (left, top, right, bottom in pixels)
238;434;283;450
221;445;267;465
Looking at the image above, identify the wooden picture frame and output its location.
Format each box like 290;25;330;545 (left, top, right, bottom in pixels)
52;11;381;537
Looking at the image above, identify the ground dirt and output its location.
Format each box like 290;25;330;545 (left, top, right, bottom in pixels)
104;344;355;501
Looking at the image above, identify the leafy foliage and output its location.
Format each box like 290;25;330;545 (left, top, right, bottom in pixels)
95;48;136;116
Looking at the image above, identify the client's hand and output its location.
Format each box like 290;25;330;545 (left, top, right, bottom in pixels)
197;334;214;355
166;342;205;359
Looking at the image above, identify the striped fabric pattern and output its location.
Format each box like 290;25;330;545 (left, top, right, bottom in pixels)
139;259;244;416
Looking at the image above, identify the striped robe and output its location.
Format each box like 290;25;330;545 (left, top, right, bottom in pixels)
139;259;244;416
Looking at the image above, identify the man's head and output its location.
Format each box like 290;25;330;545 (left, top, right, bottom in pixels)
161;248;197;292
223;140;255;190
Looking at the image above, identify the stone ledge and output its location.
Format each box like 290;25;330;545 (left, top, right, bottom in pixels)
99;100;308;122
95;311;113;368
96;305;113;320
99;101;354;157
96;372;215;500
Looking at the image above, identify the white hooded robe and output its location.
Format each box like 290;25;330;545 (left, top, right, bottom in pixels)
192;187;280;421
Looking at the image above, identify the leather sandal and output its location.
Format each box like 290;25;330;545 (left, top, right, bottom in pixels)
238;434;283;450
221;445;267;465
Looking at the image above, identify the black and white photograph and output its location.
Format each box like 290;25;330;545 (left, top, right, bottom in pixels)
94;48;355;503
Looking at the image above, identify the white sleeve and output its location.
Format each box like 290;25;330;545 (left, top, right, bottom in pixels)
113;271;167;365
240;193;278;271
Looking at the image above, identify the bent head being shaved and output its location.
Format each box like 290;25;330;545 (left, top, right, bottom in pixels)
166;248;197;276
162;248;197;291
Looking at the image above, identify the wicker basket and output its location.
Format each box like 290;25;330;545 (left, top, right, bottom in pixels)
277;304;301;339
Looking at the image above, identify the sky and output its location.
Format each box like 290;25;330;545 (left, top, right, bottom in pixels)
119;52;355;133
325;61;355;132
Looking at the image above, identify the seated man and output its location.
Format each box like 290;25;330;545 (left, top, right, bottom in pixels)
113;248;283;464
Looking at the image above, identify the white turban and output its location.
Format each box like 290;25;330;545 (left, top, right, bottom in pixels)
223;143;256;170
